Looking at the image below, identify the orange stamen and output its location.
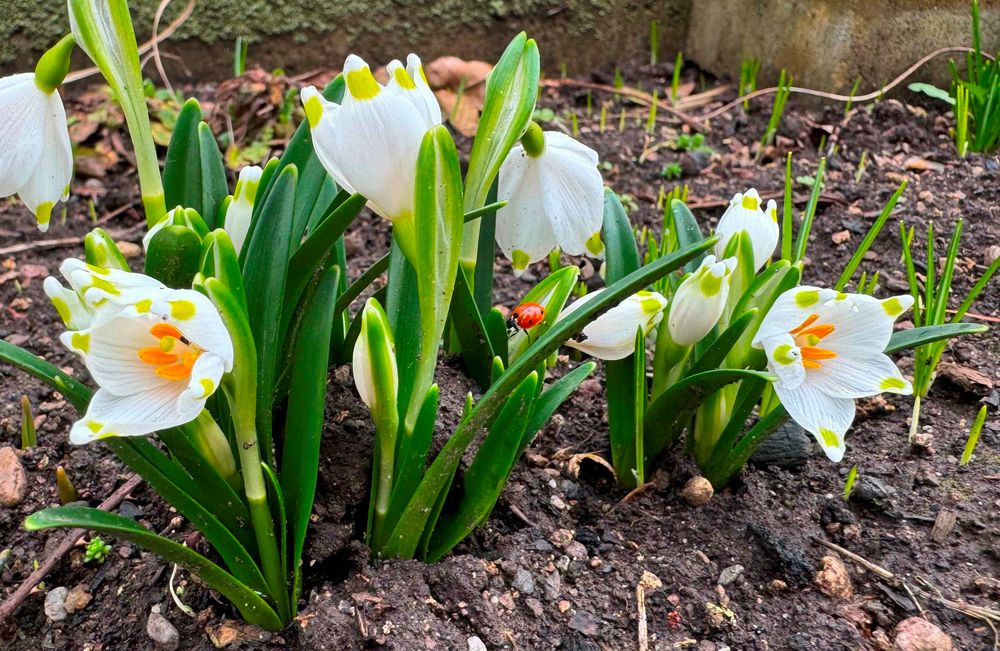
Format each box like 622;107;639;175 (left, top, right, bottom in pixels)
150;323;183;340
801;323;835;339
802;359;822;370
137;347;179;365
800;346;836;361
789;314;819;335
156;362;194;381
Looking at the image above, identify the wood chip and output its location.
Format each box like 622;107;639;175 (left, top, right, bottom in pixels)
930;509;957;543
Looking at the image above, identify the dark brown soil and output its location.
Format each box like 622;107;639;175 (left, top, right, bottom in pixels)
1;59;998;650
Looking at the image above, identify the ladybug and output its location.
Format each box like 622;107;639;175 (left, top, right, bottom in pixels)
508;302;545;332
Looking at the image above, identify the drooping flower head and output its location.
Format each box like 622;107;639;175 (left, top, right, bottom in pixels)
714;189;779;272
668;255;737;346
753;286;914;461
496;126;605;276
0;73;73;231
47;260;233;444
559;289;668;360
223;165;263;254
302;54;441;223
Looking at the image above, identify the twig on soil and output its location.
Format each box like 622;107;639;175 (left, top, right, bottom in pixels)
636;571;662;651
813;537;1000;649
507;503;538;529
64;0;196;85
0;237;83;256
540;79;707;131
0;473;142;624
700;46;996;122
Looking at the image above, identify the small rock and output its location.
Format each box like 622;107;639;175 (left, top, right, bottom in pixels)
568;609;600;636
854;474;896;505
525;597;544;618
680;476;714;506
0;447;27;507
147;611;180;650
468;635;488;651
116;241;142;258
550;494;568;510
984;244;1000;266
832;229;851;244
44;587;69;622
750;421;814;468
893;617;953;651
118;501;144;519
815;555;853;599
769;579;787;592
548;529;574;548
63;584;91;614
511;569;534;595
718;564;744;586
565;541;588;561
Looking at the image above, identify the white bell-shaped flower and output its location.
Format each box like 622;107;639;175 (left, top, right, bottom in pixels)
668;255;737;346
0;73;73;231
559;289;668;360
302;54;441;223
496;127;605;276
753;286;914;462
48;262;234;444
714;189;779;271
223;165;263;254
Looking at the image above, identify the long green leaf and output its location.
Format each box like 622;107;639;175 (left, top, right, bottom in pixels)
424;373;538;562
197;122;227;229
671;199;706;275
450;267;496;388
162;98;203;215
385;238;717;558
688;308;757;376
884;323;988;354
523;362;597;441
281;266;339;605
242;165;297;465
25;507;282;630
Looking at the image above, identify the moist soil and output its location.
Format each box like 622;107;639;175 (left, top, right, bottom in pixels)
0;59;998;651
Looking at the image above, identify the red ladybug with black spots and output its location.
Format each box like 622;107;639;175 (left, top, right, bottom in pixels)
508;302;545;333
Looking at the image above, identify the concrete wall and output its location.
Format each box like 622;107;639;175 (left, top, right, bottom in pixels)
685;0;1000;92
0;0;690;79
1;0;996;92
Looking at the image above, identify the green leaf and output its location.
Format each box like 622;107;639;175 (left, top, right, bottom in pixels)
464;33;539;213
688;308;757;376
643;369;774;464
162;99;203;215
450;267;496;388
602;189;643;487
0;341;91;411
885;323;988;354
200;230;248;315
386;238;717;559
473;181;499;315
727;261;800;366
908;82;956;105
402;125;464;431
671;199;706;275
84;228;129;271
197;122;228;229
423;373;538;562
385;242;421;417
25;507;282;630
524;362;597;441
242;165;297;464
281;266;339;604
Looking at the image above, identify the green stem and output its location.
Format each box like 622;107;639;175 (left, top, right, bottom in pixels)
187;411;242;493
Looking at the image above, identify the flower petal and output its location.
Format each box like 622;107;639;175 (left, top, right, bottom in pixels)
178;352;225;412
752;285;841;346
144;289;234;369
808;351;912;399
713;189;778;271
17;89;73;231
67;312;168;395
773;380;855;462
562;290;667;360
761;333;806;389
495;147;558;274
817;293;912;354
69;384;197;444
44;276;92;330
0;74;46;198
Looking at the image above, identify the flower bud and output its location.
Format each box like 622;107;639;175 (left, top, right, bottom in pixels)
353;298;399;428
668;255;737;346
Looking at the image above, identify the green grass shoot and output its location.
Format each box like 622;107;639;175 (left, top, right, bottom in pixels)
233;37;248;77
844;77;861;115
739;58;760;109
843;465;858;501
761;69;791;149
618;108;627;132
646;90;659;134
960;405;988;466
599;104;608;132
20;396;36;449
586;90;593;116
955;84;970;156
571;112;579;137
948;0;1000;153
614;66;624;89
650;20;660;65
560;62;568;79
56;466;79;505
671;51;683;103
855;150;869;183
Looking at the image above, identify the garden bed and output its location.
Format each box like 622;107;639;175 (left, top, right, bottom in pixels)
0;59;998;650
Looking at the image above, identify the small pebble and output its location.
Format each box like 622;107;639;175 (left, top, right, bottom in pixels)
44;587;69;622
511;568;534;595
893;617;953;651
680;476;713;507
468;636;488;651
64;584;91;614
718;564;744;586
0;447;27;507
146;611;180;650
815;555;853;599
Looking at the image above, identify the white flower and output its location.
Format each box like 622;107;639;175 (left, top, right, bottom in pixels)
496;130;605;276
223;165;263;254
753;286;914;462
302;54;441;223
560;289;668;360
0;73;73;231
714;188;779;271
47;262;233;444
668;255;737;346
